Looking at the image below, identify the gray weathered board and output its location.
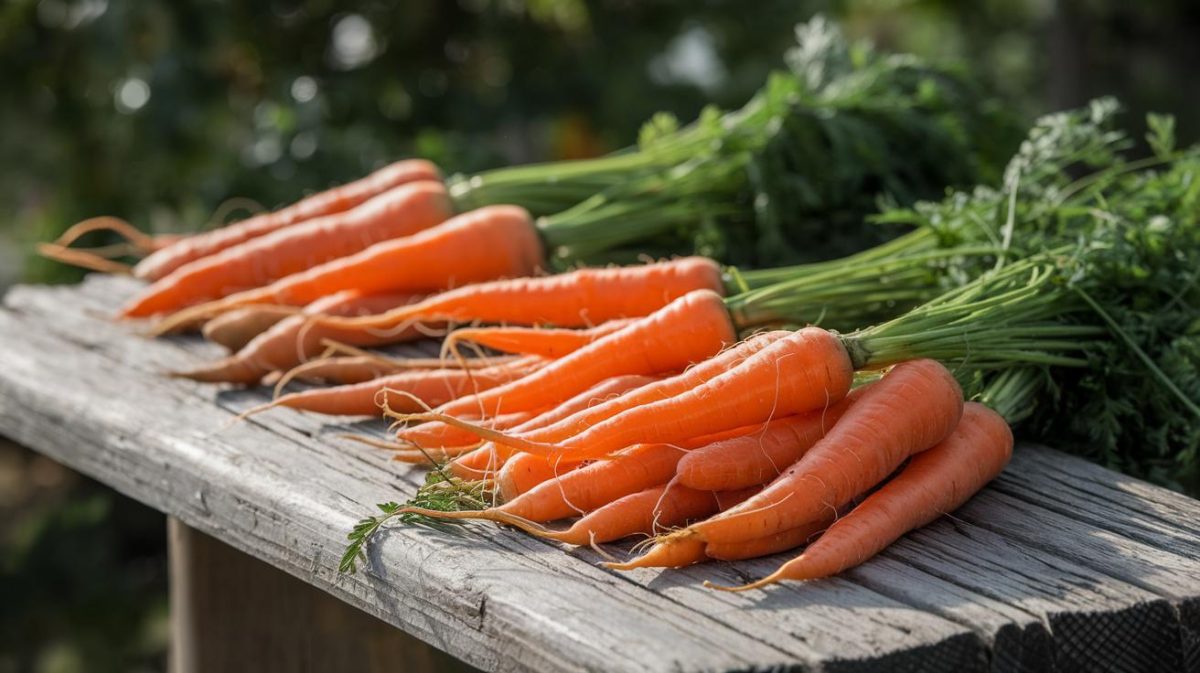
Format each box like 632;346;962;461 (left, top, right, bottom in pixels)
1;275;1199;673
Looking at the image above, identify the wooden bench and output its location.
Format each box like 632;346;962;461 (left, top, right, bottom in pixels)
2;276;1199;672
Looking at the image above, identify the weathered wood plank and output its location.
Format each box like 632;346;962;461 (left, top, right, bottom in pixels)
2;275;1200;673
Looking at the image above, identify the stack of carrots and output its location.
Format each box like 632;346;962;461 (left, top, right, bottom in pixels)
39;22;1200;592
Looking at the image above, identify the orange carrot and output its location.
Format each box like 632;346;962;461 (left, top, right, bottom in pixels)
174;290;429;384
493;453;587;502
505;330;788;445
539;484;760;546
712;402;1011;590
503;443;690;522
427;290;736;421
451;374;657;482
674;386;865;491
134;159;441;281
443;320;633;359
705;518;833;561
311;257;726;335
263;356;546;417
201;305;296;351
683;358;963;546
397;484;759;547
610;516;834;570
276;356;406;387
149;205;545;333
123;181;452;317
436;327;854;461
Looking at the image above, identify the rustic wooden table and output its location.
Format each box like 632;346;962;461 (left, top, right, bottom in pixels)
2;276;1200;673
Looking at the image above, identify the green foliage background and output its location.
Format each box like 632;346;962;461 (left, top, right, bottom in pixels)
1;1;1199;670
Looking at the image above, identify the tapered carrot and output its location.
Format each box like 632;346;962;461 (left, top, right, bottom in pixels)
422;327;854;461
311;257;726;335
276;356;406;387
682;358;963;546
134;159;441;281
538;485;760;546
675;386;866;491
397;484;758;546
443;320;633;359
504;443;691;522
149;205;546;333
505;330;789;446
704;517;833;561
258;356;545;417
397;327;784;455
424;290;737;421
610;516;835;570
174;290;430;384
493;453;587;502
450;374;658;482
201;305;296;351
711;402;1011;591
123;181;452;317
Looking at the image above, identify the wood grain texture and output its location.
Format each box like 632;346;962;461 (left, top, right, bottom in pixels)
2;275;1199;673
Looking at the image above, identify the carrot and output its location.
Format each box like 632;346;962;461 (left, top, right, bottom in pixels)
450;374;657;482
201;305;296;351
509;330;789;445
431;327;854;461
493;421;763;503
503;443;691;522
539;484;760;546
682;358;963;546
276;356;407;387
123;181;452;318
134;159;441;281
174;290;430;384
149;204;545;333
310;257;726;335
397;484;758;547
425;290;736;421
443;320;633;359
711;402;1011;590
674;386;865;491
607;517;833;571
259;356;546;417
705;517;833;561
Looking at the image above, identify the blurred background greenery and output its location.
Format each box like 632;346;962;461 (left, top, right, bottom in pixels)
2;0;1198;670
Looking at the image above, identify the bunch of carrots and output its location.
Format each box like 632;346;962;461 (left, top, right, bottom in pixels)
39;19;1200;592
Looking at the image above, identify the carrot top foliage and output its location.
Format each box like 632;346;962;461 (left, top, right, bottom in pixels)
873;100;1200;487
450;16;1019;268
